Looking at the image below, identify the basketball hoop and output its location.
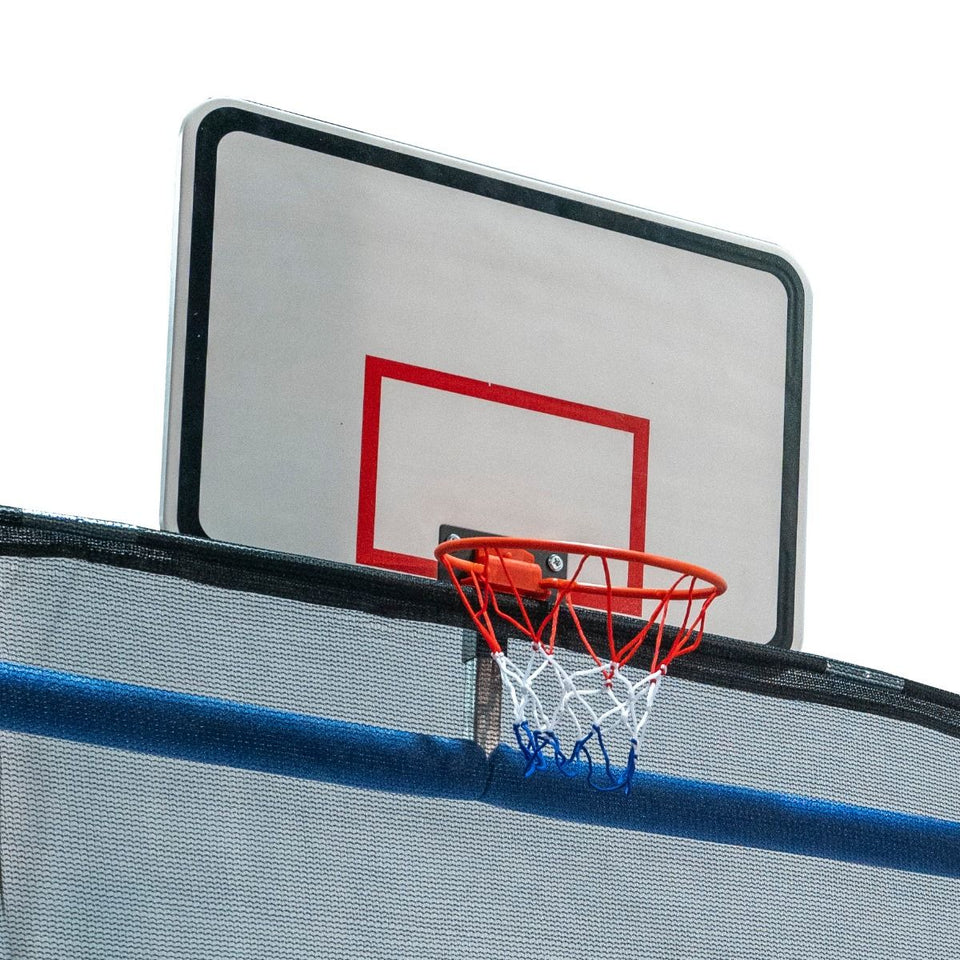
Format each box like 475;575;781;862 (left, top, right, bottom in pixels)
435;537;726;793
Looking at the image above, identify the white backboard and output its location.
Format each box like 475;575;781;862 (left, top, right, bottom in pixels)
163;100;810;648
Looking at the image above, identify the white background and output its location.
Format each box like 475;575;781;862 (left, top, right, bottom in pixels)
1;2;957;693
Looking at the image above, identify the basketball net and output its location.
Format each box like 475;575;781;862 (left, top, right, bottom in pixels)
435;538;725;793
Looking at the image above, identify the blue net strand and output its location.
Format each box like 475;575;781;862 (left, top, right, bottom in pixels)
513;721;553;775
513;721;639;794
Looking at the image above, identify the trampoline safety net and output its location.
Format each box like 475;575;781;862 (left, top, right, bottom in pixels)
0;508;958;959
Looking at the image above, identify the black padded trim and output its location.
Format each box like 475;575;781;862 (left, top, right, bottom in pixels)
2;506;959;743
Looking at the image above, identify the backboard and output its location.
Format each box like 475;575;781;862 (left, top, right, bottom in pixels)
162;99;810;648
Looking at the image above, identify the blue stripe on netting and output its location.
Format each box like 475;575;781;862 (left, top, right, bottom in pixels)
484;746;960;878
0;660;488;800
1;660;958;879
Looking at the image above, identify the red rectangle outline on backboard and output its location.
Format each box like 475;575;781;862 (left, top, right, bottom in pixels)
357;355;649;596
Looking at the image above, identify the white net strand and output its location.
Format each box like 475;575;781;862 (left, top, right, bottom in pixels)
493;643;668;791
